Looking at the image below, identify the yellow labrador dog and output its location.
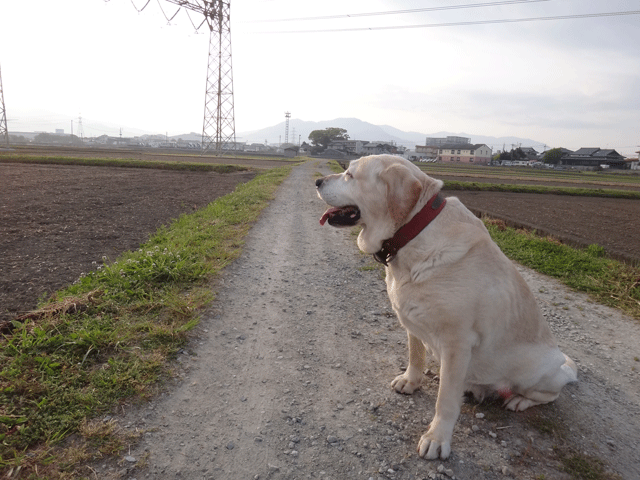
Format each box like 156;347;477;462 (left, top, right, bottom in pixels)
316;154;577;460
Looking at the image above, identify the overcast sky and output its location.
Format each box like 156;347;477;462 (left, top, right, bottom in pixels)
1;0;639;155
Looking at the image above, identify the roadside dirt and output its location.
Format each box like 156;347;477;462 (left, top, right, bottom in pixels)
90;160;640;480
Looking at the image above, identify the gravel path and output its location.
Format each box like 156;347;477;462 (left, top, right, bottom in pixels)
97;160;640;480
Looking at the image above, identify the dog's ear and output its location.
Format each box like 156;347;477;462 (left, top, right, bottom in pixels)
380;163;423;227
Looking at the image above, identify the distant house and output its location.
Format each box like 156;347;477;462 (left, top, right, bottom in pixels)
520;147;539;160
561;148;627;169
283;146;298;158
246;143;271;153
437;143;492;165
299;142;312;155
328;139;365;155
414;144;440;160
426;136;470;146
362;142;398;155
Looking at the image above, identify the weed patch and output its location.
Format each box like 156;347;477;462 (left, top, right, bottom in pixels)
551;447;622;480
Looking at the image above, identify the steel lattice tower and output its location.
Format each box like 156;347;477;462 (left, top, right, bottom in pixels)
0;64;8;146
284;111;290;145
166;0;235;156
203;1;235;155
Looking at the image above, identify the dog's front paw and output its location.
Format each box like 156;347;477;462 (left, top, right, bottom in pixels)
391;372;421;394
417;429;452;460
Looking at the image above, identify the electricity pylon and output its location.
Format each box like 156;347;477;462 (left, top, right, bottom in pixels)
166;1;236;156
0;64;8;146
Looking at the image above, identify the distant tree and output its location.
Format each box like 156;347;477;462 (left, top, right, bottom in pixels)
543;148;565;165
308;127;349;151
498;147;526;161
34;132;82;145
8;134;28;144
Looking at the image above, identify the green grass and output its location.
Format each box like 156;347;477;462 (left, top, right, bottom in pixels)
328;160;345;174
0;154;251;173
0;166;291;478
484;219;640;320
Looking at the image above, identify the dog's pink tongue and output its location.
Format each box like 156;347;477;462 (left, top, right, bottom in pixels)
319;207;340;226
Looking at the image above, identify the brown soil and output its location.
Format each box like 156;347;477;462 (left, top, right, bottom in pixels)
0;162;255;325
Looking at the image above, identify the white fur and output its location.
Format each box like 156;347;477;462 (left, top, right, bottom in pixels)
317;155;577;460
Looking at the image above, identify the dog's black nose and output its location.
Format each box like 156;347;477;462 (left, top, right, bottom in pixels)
315;177;324;188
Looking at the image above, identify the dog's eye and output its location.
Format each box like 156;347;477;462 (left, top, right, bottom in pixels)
345;171;353;179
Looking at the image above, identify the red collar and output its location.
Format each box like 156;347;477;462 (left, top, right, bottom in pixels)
373;193;446;266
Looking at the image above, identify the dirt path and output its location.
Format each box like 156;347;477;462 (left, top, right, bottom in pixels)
96;160;639;480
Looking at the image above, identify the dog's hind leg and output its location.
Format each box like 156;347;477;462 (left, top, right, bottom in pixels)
391;332;426;394
504;353;578;412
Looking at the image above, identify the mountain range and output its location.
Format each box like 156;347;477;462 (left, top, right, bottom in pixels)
234;117;545;152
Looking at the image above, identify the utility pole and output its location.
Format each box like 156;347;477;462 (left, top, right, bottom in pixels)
0;64;8;146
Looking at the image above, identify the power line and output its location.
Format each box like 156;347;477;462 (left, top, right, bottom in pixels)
130;0;151;13
255;10;640;34
156;0;181;24
247;0;551;23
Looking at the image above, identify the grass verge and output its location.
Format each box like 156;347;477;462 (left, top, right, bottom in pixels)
0;154;250;173
484;219;640;320
0;166;291;478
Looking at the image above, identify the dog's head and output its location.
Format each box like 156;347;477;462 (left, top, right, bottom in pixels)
316;155;443;254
